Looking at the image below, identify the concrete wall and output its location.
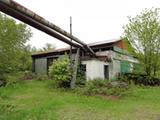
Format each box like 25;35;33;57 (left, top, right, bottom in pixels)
82;59;109;80
33;50;137;80
81;56;133;80
35;58;47;74
111;60;121;79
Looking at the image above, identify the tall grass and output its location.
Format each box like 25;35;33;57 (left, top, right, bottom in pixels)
0;80;160;120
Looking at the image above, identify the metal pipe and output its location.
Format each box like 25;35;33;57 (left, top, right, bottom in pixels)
0;2;82;48
0;0;96;56
70;16;72;59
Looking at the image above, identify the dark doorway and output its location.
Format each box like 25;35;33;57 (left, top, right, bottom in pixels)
47;57;58;73
104;65;109;79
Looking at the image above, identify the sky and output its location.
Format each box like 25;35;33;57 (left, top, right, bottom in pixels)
13;0;160;49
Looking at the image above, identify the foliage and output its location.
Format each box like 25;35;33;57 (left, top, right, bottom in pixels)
123;8;160;77
17;45;33;71
4;72;32;87
0;13;32;75
22;71;37;80
0;71;50;87
0;74;7;87
75;64;86;86
0;73;25;87
0;103;17;114
35;74;50;81
124;73;160;86
127;40;136;54
22;71;50;81
76;78;128;96
49;55;86;88
49;55;72;88
41;43;56;51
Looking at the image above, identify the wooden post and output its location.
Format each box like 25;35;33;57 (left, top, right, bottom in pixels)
70;48;80;89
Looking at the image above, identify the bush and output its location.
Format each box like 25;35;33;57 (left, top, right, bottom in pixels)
0;72;26;87
76;79;128;96
35;74;49;81
0;71;36;87
22;71;36;80
75;64;86;86
0;71;51;88
4;72;27;86
0;74;7;87
124;73;160;86
49;55;72;88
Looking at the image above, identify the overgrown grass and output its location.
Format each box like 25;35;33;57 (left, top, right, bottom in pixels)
0;80;160;120
74;79;128;96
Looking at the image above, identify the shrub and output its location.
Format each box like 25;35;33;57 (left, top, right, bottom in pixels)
0;72;25;87
76;64;86;86
0;71;50;88
35;74;49;81
124;73;160;86
77;79;128;96
49;55;72;88
4;72;26;86
0;71;36;87
22;71;36;80
0;74;7;87
22;71;49;81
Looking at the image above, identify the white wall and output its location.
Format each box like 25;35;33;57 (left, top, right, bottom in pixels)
82;59;109;80
111;60;121;79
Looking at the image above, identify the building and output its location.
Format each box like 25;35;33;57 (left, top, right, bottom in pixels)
32;39;138;80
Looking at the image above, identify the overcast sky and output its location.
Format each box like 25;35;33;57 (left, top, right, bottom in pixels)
14;0;160;49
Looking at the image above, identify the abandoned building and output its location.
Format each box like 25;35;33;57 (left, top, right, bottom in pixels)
0;0;139;81
32;39;138;80
0;0;137;80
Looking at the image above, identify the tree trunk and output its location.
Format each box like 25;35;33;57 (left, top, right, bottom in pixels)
70;48;80;89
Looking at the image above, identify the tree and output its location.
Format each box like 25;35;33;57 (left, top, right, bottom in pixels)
41;43;56;51
123;8;160;77
0;13;32;75
17;44;33;71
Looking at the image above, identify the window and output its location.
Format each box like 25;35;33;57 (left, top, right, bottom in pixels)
80;64;86;79
81;64;86;72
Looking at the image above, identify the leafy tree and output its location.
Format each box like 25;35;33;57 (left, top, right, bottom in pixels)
17;45;32;71
123;8;160;76
41;43;56;51
0;13;32;75
31;43;56;53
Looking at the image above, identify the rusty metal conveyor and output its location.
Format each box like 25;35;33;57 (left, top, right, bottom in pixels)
0;0;96;56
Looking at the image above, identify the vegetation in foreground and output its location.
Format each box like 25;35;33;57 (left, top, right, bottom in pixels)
0;80;160;120
123;8;160;77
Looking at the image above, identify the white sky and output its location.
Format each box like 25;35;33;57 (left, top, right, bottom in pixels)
13;0;160;49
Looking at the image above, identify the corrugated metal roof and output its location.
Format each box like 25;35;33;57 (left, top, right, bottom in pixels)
88;38;121;46
32;38;122;56
32;47;71;56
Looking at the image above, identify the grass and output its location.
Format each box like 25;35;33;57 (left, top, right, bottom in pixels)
0;80;160;120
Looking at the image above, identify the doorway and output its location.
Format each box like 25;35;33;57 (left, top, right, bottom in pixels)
104;65;109;79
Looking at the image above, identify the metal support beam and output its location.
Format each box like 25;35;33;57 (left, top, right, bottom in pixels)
0;0;96;57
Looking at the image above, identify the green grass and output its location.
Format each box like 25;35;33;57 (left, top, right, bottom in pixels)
0;80;160;120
